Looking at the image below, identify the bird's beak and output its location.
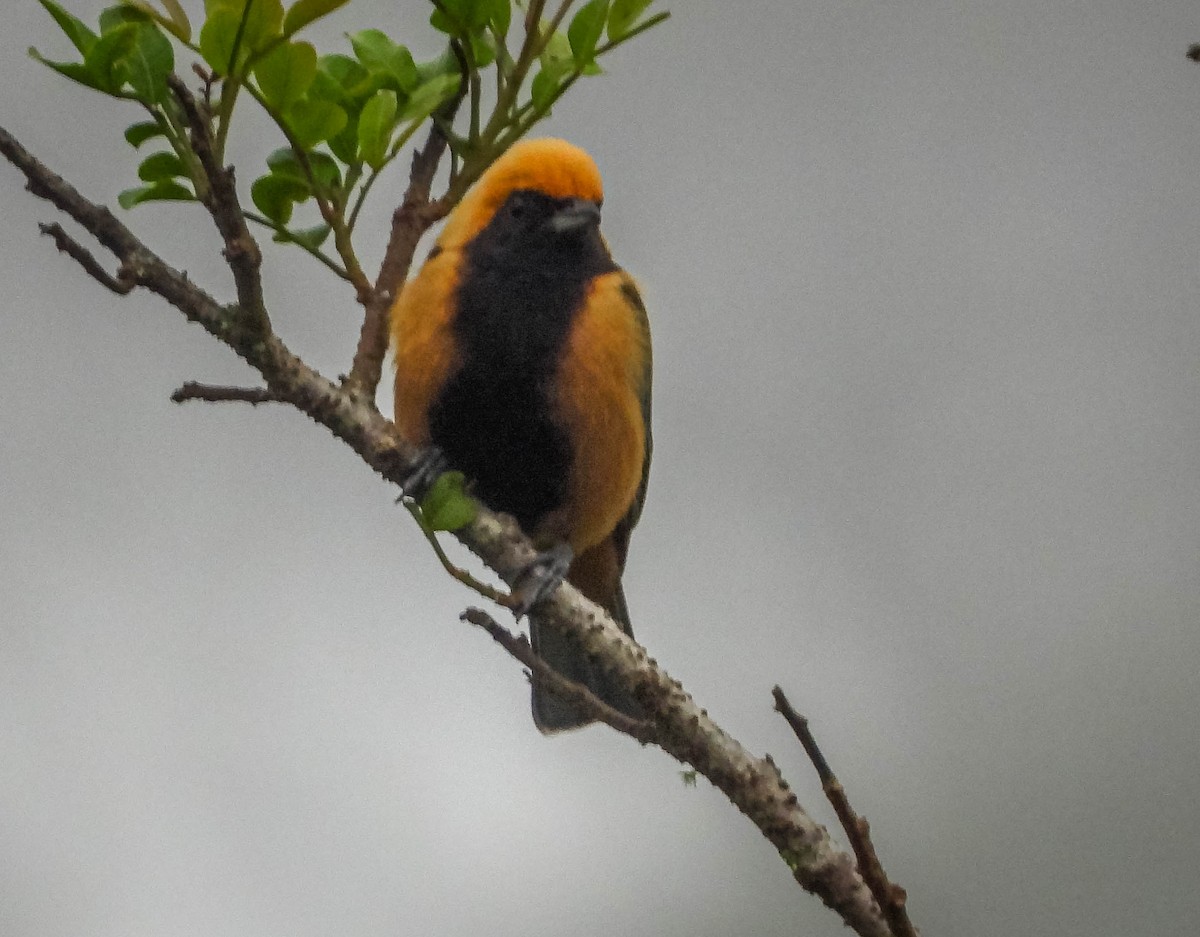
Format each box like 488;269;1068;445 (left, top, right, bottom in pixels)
549;198;602;235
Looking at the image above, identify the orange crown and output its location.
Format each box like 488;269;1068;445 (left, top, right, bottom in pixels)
437;138;604;249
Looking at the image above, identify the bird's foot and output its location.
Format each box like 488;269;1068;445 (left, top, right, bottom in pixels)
398;445;449;503
509;542;574;619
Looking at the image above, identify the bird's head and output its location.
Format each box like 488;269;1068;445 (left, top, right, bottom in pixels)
437;138;605;253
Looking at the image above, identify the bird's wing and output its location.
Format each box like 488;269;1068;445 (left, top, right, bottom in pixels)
611;274;652;573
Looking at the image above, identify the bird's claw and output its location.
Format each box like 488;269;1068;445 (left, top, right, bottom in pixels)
509;542;574;619
399;445;449;503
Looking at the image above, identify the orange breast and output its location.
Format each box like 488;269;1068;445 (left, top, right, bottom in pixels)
390;249;462;446
550;272;650;553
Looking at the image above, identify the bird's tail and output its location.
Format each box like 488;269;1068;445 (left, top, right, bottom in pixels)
530;552;642;733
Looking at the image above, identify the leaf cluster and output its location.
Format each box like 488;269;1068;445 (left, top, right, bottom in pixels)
30;0;668;278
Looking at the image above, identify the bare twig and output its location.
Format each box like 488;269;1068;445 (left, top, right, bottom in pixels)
0;125;247;347
462;607;656;742
171;381;282;405
344;110;456;401
3;133;148;261
38;222;134;294
773;686;918;937
168;74;270;335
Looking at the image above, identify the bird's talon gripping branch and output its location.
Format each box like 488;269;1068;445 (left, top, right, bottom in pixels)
399;445;449;502
508;542;574;619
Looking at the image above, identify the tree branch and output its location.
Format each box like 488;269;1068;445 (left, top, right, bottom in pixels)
38;222;135;294
774;686;917;937
345;117;453;401
0;122;900;937
168;74;270;335
462;607;656;742
171;381;283;405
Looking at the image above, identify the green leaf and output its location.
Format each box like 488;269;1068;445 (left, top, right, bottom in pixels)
606;0;652;40
357;89;397;170
254;39;317;111
83;22;139;94
117;180;194;208
35;0;99;56
308;55;357;109
156;0;192;41
416;48;460;83
200;0;283;72
327;119;359;164
94;8;173;102
306;150;343;188
137;150;187;182
123;22;174;103
468;31;496;69
237;0;285;52
125;120;165;147
538;27;572;80
348;29;419;92
428;7;454;35
274;222;331;249
284;97;347;148
99;4;149;33
399;72;459;121
429;0;493;34
198;7;244;74
282;0;351;37
28;48;100;90
490;0;511;37
460;0;496;30
119;1;192;43
568;0;608;65
420;472;477;532
250;172;309;224
317;52;367;86
266;147;341;188
529;66;557;112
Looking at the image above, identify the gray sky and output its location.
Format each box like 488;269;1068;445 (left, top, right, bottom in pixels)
3;2;1200;935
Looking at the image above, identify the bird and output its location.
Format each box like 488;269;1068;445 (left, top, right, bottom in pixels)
390;138;652;732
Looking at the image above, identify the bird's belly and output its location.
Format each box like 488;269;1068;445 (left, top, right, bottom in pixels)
428;367;571;537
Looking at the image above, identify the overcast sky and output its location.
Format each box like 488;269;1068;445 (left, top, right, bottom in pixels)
3;2;1200;936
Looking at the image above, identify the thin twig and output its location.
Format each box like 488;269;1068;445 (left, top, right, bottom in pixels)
0;125;245;346
461;607;656;742
38;222;135;294
344;116;456;400
545;0;575;39
243;209;350;280
477;0;546;151
167;74;270;335
773;686;919;937
401;499;511;605
171;381;283;405
2;136;142;260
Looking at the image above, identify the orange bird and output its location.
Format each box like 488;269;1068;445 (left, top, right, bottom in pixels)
391;138;652;731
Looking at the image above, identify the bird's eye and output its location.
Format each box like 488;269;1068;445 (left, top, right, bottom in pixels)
508;198;527;220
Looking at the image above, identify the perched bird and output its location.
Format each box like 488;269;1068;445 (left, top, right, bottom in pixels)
390;138;652;732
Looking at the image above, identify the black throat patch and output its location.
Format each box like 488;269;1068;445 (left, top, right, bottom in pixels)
429;190;617;534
